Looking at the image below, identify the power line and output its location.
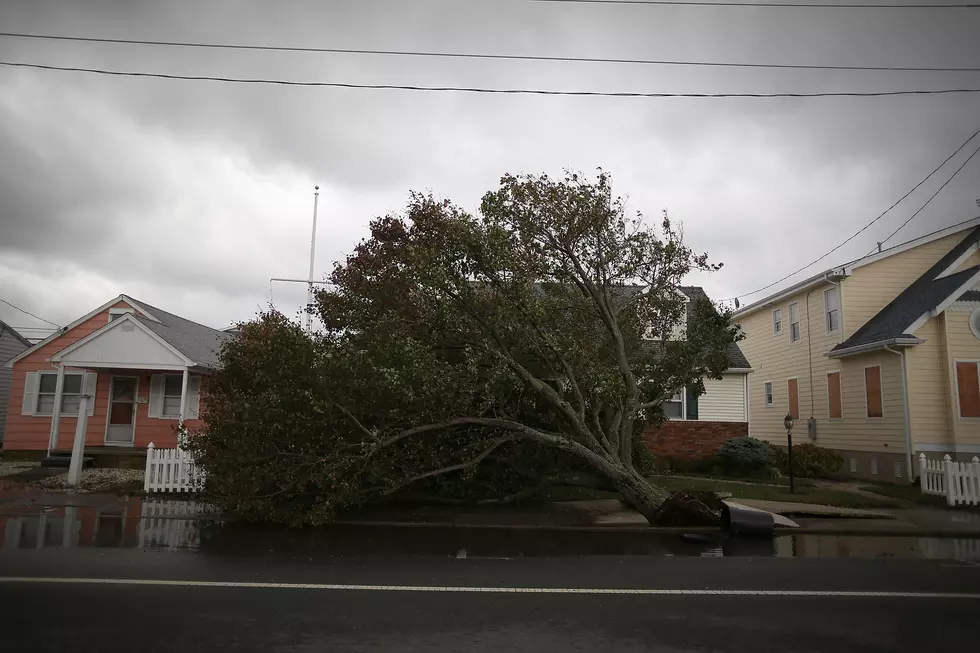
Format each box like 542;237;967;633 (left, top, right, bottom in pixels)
873;142;980;250
4;60;980;98
3;31;979;73
722;125;980;303
529;0;977;8
0;297;62;327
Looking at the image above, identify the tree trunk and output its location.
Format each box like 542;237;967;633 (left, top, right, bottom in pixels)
609;467;671;524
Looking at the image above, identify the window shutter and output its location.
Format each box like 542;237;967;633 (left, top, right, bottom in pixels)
187;376;202;419
827;372;842;419
148;374;164;419
83;372;98;416
865;366;883;418
956;362;980;418
787;378;799;420
22;371;39;416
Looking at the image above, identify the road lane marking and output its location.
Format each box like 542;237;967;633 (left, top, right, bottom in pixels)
1;577;979;599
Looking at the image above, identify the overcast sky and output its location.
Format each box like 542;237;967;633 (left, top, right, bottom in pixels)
1;0;978;339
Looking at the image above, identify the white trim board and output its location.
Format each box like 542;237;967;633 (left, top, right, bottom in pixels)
4;294;158;368
50;314;193;367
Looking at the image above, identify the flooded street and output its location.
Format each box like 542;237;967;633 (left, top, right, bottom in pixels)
2;496;979;561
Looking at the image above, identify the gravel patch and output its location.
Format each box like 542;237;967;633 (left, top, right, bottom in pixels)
33;468;145;493
0;461;40;478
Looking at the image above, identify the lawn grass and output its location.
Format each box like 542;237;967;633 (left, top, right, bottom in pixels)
647;475;901;509
859;483;949;508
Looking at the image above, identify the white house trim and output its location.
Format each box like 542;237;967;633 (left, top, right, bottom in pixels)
50;314;193;367
842;216;980;275
5;294;159;368
733;217;980;320
936;241;979;279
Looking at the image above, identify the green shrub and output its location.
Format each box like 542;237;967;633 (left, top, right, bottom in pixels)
772;443;842;478
716;437;774;476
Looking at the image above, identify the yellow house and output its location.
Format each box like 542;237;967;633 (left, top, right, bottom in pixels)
733;217;980;481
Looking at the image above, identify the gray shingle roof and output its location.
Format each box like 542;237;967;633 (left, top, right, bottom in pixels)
831;227;980;353
126;297;232;370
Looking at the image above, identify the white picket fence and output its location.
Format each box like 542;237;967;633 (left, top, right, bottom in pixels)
919;453;980;506
144;442;204;493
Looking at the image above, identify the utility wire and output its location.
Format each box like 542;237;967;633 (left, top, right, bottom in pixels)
0;297;62;327
872;142;980;251
2;31;979;73
722;125;980;303
4;61;980;98
529;0;977;8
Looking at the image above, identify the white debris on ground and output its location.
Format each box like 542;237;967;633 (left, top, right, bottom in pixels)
0;461;39;478
34;468;145;493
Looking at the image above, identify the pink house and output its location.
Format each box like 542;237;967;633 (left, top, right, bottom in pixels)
3;295;231;465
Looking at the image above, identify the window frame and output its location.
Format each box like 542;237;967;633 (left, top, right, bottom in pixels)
35;371;84;416
864;365;884;419
824;287;840;334
772;308;782;336
953;359;980;420
662;388;687;420
160;374;184;419
826;370;843;420
763;380;773;408
788;301;801;343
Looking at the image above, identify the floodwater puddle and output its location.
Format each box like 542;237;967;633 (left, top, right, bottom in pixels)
1;498;978;561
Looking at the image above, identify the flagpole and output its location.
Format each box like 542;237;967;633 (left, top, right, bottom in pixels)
305;185;320;332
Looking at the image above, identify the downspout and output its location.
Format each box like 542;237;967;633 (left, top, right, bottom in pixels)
744;373;750;435
884;346;914;482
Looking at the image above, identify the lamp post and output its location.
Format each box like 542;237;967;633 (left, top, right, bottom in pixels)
784;414;796;494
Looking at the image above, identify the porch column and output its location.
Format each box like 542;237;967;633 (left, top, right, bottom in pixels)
178;367;190;426
67;394;90;486
46;365;66;455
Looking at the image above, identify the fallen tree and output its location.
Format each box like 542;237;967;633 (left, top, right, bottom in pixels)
191;171;739;525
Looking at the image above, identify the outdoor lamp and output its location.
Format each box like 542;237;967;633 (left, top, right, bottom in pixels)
784;414;796;494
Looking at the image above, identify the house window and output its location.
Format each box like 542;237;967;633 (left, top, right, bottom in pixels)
787;378;799;420
36;372;83;415
955;361;980;418
764;381;773;407
788;302;801;342
662;390;684;419
824;287;840;333
162;375;183;418
772;309;782;335
865;366;883;418
827;372;842;419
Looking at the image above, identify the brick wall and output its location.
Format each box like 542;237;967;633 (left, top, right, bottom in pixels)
642;421;747;459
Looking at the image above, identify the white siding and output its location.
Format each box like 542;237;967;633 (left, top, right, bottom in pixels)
55;320;186;368
699;375;747;422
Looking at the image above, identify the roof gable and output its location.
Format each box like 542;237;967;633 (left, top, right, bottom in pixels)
831;226;980;355
50;314;191;368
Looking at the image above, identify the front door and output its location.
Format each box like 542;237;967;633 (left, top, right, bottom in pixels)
105;376;137;445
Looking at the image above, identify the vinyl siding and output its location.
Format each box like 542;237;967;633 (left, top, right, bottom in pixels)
699;374;746;422
905;315;952;447
739;279;906;452
0;329;30;443
4;302;205;451
842;232;963;339
740;281;856;447
943;304;980;446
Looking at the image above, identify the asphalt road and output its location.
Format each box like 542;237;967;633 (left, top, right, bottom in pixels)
2;547;979;652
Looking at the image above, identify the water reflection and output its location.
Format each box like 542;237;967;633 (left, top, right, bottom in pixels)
1;498;205;551
1;498;978;560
